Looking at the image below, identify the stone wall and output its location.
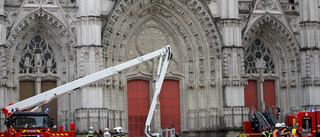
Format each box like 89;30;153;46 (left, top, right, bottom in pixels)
75;108;125;134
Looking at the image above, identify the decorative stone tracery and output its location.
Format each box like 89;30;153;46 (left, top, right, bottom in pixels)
243;14;300;88
7;8;76;50
5;8;76;80
19;35;57;74
103;0;220;87
102;0;221;131
244;39;275;74
243;15;300;67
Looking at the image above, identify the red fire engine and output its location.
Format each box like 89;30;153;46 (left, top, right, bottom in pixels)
241;106;320;137
241;106;279;137
286;110;320;137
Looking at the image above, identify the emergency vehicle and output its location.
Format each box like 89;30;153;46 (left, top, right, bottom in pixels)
0;46;173;137
286;110;320;137
241;106;320;137
241;106;279;137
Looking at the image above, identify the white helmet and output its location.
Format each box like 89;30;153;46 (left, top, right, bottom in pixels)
104;128;109;131
275;123;281;128
281;123;286;127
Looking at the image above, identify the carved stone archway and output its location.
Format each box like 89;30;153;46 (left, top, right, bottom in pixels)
3;7;77;131
6;8;76;82
103;0;220;85
243;14;301;114
102;0;222;132
243;14;300;88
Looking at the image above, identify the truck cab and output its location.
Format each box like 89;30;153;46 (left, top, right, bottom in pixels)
5;111;53;137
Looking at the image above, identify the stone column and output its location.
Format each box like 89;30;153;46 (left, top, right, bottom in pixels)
0;0;7;132
0;0;4;47
77;0;103;106
220;0;246;107
299;0;320;106
75;0;104;132
256;59;267;112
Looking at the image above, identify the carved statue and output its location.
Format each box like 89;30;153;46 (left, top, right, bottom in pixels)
255;58;266;70
24;57;31;74
46;59;52;74
35;54;42;67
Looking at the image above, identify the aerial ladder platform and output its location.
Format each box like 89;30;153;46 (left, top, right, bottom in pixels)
1;46;173;137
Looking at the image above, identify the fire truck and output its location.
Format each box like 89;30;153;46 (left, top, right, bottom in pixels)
0;46;173;137
286;110;320;137
241;106;279;137
241;106;320;137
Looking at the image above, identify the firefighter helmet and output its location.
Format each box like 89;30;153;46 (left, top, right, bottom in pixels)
275;123;281;128
281;123;286;127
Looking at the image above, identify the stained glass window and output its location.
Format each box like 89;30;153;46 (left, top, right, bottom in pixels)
19;35;56;74
244;39;275;74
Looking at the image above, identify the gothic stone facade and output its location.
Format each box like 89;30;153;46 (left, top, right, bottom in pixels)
0;0;320;137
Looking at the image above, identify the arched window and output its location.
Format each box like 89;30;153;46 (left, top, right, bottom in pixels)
244;39;276;111
244;39;275;74
19;35;56;74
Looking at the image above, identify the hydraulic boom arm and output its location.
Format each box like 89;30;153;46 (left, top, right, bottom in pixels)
144;46;171;136
2;46;172;117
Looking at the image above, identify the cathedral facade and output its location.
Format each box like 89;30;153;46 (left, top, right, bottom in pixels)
0;0;319;136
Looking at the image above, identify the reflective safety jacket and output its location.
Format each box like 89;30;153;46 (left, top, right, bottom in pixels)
86;133;94;137
273;129;281;137
291;128;301;137
281;128;288;137
262;129;273;137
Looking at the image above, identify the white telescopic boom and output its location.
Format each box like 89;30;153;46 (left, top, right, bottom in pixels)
144;46;171;137
2;46;172;116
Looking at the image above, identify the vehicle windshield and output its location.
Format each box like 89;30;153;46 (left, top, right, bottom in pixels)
11;115;48;129
302;117;312;135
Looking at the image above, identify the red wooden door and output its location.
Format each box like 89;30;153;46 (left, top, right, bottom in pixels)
127;80;150;137
159;80;181;136
244;80;258;109
263;80;275;110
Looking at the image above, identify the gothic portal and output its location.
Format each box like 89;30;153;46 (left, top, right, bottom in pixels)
0;0;320;137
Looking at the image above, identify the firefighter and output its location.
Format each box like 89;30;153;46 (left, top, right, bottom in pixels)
103;128;111;137
273;123;282;137
262;128;268;137
280;123;288;137
113;127;124;137
262;125;273;137
86;127;94;137
94;129;102;137
291;123;301;137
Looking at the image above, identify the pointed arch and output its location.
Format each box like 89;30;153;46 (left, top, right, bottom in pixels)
19;35;57;74
6;8;76;78
244;38;276;74
243;14;300;87
102;0;221;86
243;14;300;69
102;0;222;131
8;8;76;49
